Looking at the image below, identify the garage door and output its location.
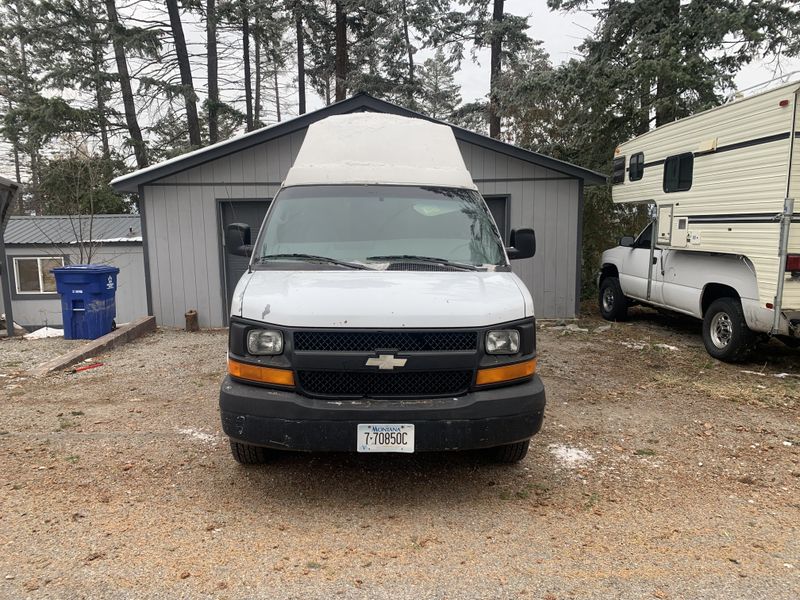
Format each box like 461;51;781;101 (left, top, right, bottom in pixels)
219;199;270;316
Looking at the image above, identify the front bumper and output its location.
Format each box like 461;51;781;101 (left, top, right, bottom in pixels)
219;375;546;452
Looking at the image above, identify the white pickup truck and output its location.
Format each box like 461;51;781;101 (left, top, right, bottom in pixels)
599;220;800;361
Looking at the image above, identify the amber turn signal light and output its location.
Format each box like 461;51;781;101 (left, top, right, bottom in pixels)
476;358;536;386
228;358;295;387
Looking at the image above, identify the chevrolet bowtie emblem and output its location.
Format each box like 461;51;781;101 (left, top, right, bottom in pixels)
365;354;407;370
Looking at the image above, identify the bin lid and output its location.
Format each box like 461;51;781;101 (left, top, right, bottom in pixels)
52;264;120;274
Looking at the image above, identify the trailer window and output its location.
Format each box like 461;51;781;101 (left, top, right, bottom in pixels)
629;152;644;181
612;156;625;184
663;153;693;192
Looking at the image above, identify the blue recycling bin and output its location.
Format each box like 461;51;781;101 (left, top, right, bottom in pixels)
53;265;119;340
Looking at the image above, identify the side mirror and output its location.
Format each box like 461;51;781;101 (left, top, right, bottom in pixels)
619;236;635;248
506;228;536;260
226;223;254;257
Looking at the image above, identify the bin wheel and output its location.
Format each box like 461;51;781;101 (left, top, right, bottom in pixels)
111;320;117;331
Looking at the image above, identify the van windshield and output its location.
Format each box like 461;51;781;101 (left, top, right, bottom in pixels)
253;185;506;269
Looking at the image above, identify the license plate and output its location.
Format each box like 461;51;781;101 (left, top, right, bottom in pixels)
357;424;415;453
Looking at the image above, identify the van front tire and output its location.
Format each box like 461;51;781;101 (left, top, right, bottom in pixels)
702;298;754;362
229;440;272;464
599;276;628;321
488;440;530;464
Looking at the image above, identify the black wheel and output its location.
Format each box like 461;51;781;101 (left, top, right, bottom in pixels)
598;276;628;321
702;297;755;362
488;440;530;464
778;336;800;349
229;439;271;464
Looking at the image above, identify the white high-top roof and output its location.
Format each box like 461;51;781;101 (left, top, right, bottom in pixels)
283;113;478;190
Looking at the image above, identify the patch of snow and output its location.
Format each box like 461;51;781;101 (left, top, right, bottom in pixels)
24;327;64;339
177;427;218;444
549;444;593;468
621;341;646;350
69;237;142;243
654;343;679;351
773;372;800;379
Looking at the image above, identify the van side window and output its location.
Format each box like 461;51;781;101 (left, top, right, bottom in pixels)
612;156;625;184
629;152;644;181
663;153;693;192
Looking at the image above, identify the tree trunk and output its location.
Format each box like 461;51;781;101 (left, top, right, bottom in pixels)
295;3;306;114
488;0;504;139
88;14;110;161
334;1;347;102
254;23;261;128
206;0;219;144
105;0;147;168
655;0;680;127
401;0;415;108
165;0;202;147
243;6;253;131
273;66;281;122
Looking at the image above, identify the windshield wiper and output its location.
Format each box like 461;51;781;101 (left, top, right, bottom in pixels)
256;253;370;270
365;254;479;271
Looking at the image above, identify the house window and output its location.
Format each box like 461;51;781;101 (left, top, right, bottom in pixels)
663;153;693;192
612;156;626;184
13;257;64;294
629;152;644;181
484;196;510;244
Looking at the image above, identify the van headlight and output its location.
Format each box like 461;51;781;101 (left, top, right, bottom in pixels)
486;330;520;354
247;329;283;355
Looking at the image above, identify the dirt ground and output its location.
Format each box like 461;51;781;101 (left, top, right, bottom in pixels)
1;308;798;599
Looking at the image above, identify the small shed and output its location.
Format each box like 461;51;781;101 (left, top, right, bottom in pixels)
111;93;605;327
0;214;147;329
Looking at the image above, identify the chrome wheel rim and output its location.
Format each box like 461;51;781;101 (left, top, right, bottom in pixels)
710;312;733;349
602;287;615;312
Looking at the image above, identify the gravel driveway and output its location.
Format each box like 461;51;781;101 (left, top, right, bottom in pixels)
1;309;798;599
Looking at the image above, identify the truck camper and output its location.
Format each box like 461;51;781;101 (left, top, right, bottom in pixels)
600;80;800;360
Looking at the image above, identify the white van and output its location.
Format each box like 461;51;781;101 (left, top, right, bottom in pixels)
219;113;545;464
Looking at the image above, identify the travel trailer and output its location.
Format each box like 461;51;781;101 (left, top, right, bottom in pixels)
599;80;800;361
219;113;545;464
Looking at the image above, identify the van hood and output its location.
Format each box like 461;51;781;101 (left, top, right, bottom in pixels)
233;270;532;328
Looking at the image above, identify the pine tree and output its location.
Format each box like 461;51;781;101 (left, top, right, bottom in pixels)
417;48;460;119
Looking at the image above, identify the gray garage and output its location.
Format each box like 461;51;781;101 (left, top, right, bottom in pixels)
111;93;604;328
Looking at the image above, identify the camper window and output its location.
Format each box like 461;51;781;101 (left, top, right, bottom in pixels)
629;153;644;181
663;153;693;192
612;156;625;184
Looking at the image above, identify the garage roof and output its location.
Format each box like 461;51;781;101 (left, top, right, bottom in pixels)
111;93;607;193
4;214;142;245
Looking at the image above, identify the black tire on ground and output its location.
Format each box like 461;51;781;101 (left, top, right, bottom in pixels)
778;336;800;349
229;439;271;464
489;440;530;464
598;276;628;321
701;297;755;362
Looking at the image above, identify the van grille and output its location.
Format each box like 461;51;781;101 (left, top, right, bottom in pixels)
294;331;477;353
297;370;473;398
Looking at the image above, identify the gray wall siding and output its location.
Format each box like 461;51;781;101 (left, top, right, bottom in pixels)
143;132;580;327
458;141;580;319
3;244;147;327
144;129;306;327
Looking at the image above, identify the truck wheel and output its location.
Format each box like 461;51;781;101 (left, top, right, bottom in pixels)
599;276;628;321
702;298;755;362
229;439;271;465
489;440;530;464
